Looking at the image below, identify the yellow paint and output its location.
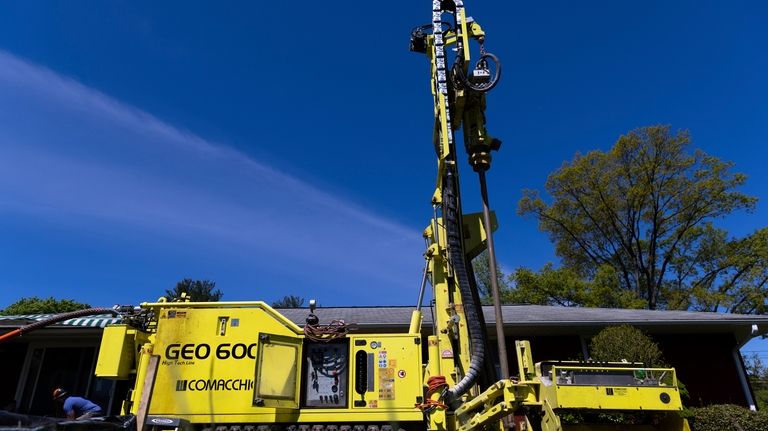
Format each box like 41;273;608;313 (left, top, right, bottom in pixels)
99;302;425;426
549;384;683;411
95;325;135;379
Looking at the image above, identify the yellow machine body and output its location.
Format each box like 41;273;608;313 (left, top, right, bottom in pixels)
540;365;683;411
96;305;690;431
96;302;425;426
96;325;137;379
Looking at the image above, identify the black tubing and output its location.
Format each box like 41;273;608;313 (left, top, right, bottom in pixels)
452;52;502;93
0;307;118;343
442;168;486;408
464;260;499;388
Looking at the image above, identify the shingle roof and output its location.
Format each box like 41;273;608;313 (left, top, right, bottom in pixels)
495;305;768;325
2;305;765;331
277;305;768;345
277;305;768;327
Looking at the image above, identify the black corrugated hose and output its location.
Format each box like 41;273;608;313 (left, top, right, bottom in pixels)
0;307;118;343
441;168;487;409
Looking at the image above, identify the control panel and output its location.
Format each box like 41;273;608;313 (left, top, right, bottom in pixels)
348;335;423;410
302;341;348;407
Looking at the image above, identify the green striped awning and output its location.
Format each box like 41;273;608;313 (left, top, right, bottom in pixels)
0;314;121;328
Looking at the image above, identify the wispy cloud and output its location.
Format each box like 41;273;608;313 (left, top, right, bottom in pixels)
0;50;424;305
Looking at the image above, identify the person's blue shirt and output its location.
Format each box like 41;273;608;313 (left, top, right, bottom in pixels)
62;396;101;416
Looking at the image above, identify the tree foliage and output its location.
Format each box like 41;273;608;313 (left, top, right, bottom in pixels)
744;353;768;410
472;250;510;305
507;264;646;309
272;295;305;308
677;226;768;314
518;125;764;311
1;297;91;315
165;279;222;302
589;325;664;367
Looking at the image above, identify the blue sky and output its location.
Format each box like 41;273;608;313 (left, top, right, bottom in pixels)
0;0;766;324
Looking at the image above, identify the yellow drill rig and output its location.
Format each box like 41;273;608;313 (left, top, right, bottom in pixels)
93;2;691;431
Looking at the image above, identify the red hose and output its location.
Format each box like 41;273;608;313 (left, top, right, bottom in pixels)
0;328;21;343
0;307;117;343
415;375;449;411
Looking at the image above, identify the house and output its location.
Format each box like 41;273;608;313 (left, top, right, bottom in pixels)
1;305;765;416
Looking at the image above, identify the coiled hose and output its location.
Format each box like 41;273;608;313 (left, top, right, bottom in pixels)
441;168;487;409
452;52;502;93
0;307;118;343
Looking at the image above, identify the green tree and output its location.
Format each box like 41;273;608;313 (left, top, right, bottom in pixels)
165;279;222;302
1;297;91;315
507;264;646;309
518;125;764;310
744;353;768;410
678;226;768;314
272;295;305;308
471;250;510;304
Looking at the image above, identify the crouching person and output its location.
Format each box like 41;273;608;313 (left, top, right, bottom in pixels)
52;388;103;420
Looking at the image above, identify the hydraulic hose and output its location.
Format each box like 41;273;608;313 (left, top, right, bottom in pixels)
441;168;486;408
452;53;502;93
0;307;118;343
464;257;499;389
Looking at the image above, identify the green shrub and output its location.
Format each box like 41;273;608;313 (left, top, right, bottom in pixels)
589;324;664;366
689;404;768;431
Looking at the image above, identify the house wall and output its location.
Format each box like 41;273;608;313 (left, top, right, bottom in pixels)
504;334;585;372
655;332;748;407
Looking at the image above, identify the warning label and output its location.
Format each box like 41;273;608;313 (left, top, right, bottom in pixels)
378;368;395;400
606;387;628;396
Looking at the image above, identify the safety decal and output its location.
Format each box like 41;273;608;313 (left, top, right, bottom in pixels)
378;367;395;400
606;388;628;396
